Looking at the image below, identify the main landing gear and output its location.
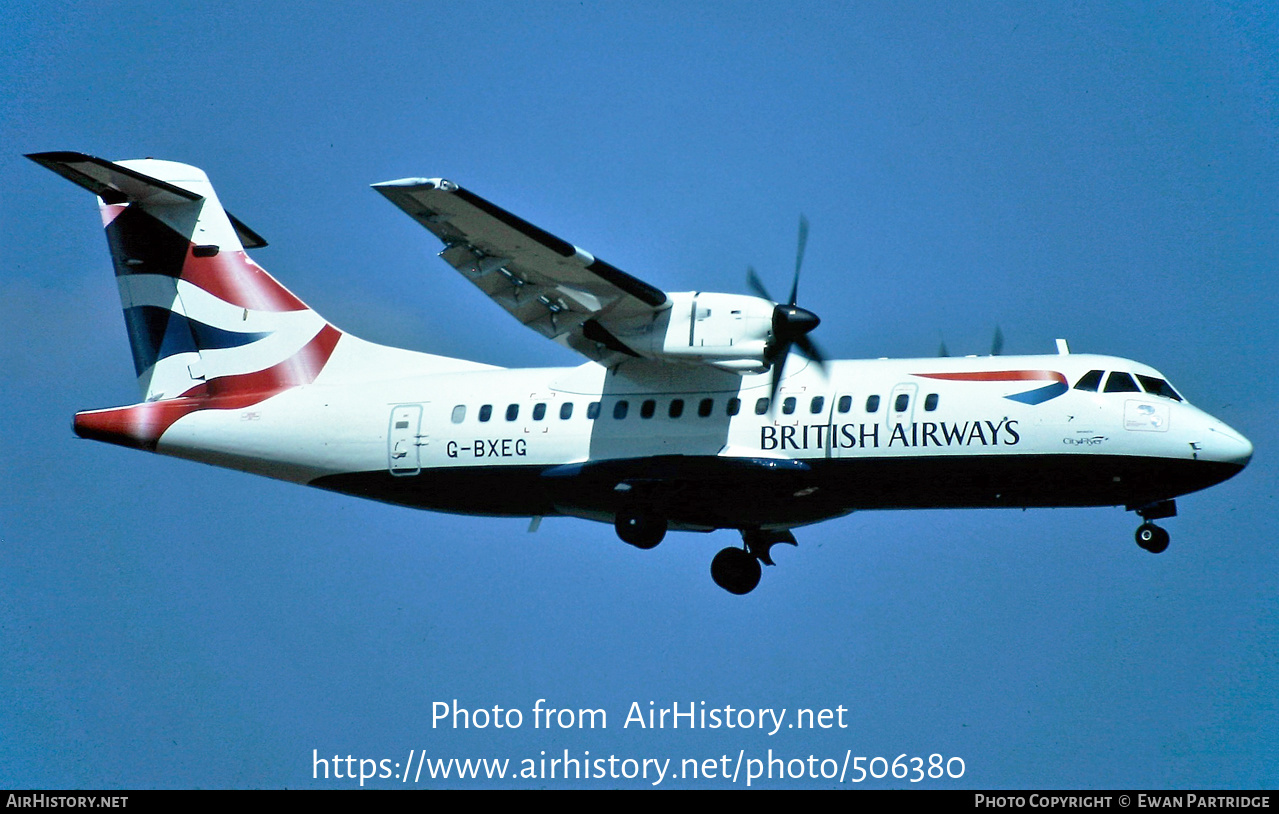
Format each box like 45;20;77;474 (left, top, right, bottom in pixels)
711;529;798;595
614;506;667;550
1133;499;1176;554
611;506;796;594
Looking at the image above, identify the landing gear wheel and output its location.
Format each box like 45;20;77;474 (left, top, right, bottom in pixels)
711;547;762;595
1135;522;1170;554
615;509;666;549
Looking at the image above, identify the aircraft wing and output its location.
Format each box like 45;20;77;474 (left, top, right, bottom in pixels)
373;178;669;364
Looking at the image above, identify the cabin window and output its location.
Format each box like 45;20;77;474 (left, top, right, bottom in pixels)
451;405;466;424
478;404;492;422
894;394;909;412
726;398;741;416
1136;375;1183;402
505;404;519;421
810;396;825;414
866;395;880;413
560;402;574;420
587;401;600;420
669;399;685;418
640;399;656;419
924;393;939;412
613;400;629;419
782;397;796;415
532;403;547;421
1074;370;1103;392
698;398;714;417
1104;372;1140;393
837;395;852;413
755;398;770;415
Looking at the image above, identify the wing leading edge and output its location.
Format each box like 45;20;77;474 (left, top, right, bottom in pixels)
373;178;668;366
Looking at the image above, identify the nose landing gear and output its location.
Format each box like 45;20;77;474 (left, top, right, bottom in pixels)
1132;499;1176;554
1135;522;1170;553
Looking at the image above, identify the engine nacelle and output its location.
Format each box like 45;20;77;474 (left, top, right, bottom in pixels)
618;291;775;373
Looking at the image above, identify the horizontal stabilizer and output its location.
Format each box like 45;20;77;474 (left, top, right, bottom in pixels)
28;151;201;205
26;152;266;248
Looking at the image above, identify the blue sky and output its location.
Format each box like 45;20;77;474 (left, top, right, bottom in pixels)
2;1;1275;789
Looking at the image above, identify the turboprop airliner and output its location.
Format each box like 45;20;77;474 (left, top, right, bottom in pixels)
28;151;1253;594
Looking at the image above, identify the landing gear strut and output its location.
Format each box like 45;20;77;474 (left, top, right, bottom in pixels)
710;529;798;595
1133;499;1175;554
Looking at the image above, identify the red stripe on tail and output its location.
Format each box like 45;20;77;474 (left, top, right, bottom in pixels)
74;325;343;450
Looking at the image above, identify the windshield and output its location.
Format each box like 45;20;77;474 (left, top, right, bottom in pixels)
1136;374;1183;402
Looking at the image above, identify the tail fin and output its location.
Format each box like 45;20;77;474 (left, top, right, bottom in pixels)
27;152;341;403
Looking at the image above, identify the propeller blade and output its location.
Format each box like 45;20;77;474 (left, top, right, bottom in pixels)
795;335;827;372
788;214;809;305
991;326;1004;356
746;265;773;302
768;343;790;404
938;340;950;358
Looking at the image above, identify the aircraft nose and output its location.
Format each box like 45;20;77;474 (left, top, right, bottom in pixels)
1204;421;1253;469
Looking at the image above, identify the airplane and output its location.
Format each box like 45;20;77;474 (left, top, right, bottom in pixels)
27;151;1254;595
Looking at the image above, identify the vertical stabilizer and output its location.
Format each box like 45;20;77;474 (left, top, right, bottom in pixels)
27;152;340;404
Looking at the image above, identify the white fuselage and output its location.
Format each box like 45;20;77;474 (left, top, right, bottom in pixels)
145;342;1252;532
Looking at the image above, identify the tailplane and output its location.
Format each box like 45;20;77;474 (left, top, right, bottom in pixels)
27;152;340;404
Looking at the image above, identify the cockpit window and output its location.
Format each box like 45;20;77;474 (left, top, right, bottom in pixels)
1073;370;1103;392
1103;372;1140;393
1136;375;1184;402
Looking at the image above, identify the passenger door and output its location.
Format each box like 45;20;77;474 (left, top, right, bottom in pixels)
388;404;424;476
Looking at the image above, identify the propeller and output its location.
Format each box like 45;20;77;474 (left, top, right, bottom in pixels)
746;215;826;402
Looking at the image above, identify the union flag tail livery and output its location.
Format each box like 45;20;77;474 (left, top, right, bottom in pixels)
29;152;478;465
30;153;338;402
30;152;1252;595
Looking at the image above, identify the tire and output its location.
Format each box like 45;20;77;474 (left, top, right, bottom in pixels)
615;509;666;549
1136;523;1170;554
711;547;762;595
